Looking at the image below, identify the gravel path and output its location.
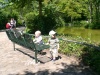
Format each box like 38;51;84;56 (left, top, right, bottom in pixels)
0;28;96;75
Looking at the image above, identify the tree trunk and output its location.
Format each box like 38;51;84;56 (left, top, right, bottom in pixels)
39;0;42;16
71;17;73;26
88;0;93;23
93;0;100;25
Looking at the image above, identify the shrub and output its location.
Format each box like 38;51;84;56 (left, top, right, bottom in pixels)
25;12;47;34
25;12;58;34
82;46;100;75
84;22;100;29
58;35;83;56
80;21;88;26
25;12;38;33
0;11;8;30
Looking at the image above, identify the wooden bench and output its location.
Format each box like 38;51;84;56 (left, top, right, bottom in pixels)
6;29;50;63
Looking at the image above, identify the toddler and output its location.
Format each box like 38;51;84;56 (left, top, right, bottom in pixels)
48;30;59;61
33;30;43;45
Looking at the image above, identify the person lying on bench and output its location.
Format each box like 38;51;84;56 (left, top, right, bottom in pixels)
33;30;43;45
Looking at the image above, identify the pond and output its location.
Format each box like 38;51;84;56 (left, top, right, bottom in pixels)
56;27;100;43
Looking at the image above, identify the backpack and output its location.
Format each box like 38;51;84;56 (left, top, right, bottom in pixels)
6;23;11;29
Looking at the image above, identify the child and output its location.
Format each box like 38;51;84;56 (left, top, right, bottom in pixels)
33;30;43;45
48;30;59;61
6;22;12;29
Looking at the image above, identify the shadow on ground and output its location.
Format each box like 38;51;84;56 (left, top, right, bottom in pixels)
9;63;96;75
16;48;51;63
9;48;97;75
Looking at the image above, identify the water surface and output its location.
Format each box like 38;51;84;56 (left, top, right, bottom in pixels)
56;27;100;43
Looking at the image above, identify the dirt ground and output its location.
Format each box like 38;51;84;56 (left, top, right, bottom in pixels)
0;28;96;75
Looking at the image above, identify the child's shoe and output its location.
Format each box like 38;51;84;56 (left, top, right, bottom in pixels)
52;58;56;61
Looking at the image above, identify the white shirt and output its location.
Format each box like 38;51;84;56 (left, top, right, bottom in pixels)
33;36;43;44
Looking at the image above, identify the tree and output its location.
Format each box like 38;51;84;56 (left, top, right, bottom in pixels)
8;0;43;16
88;0;100;28
93;0;100;26
52;0;88;24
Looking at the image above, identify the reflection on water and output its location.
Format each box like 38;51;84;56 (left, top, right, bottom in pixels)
56;27;100;43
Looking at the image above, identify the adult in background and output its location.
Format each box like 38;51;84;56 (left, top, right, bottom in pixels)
10;18;16;28
6;22;12;29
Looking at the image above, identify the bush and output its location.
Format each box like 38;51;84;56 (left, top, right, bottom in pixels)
25;12;45;33
80;21;88;26
0;11;8;30
84;22;100;29
56;35;84;56
25;12;58;34
72;20;88;27
82;46;100;75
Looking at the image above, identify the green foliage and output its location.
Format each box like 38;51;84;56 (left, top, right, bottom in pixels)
58;35;83;57
24;2;67;34
59;42;81;56
8;10;18;22
58;0;88;19
25;11;57;34
88;0;100;29
82;46;100;75
70;20;88;27
0;10;8;29
25;12;37;33
80;21;88;27
84;22;100;29
43;1;66;27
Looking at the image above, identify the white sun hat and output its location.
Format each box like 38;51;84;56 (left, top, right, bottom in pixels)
49;30;56;36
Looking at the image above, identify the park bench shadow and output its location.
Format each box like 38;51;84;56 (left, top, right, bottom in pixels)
16;48;51;63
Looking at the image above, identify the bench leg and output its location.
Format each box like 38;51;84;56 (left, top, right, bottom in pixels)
13;42;15;51
35;50;38;63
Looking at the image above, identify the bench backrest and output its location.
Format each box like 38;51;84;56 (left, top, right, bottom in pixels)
6;29;50;52
6;29;19;43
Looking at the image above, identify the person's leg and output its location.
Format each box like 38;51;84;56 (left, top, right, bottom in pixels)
53;53;56;61
52;49;57;61
56;49;58;57
50;49;53;60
